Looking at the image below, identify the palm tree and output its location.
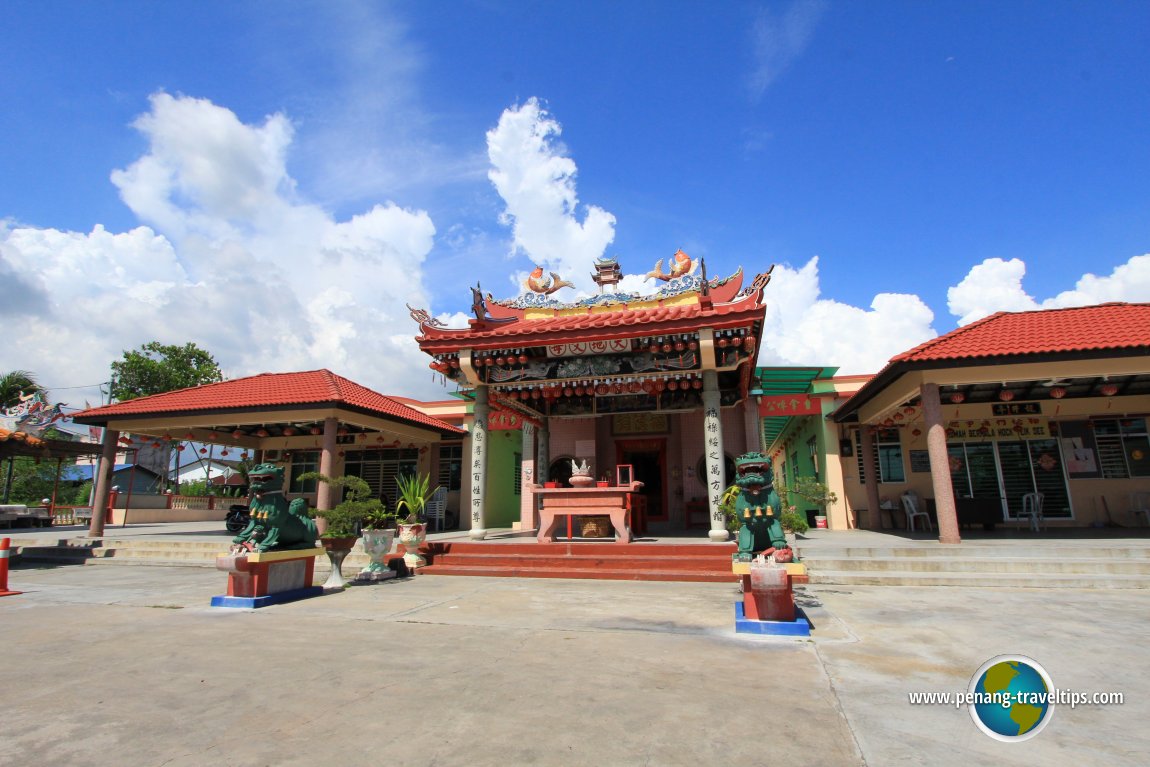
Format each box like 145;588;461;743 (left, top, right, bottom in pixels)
0;370;45;410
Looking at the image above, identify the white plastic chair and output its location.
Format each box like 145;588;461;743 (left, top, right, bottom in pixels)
1019;492;1045;532
901;492;932;532
1131;492;1150;527
425;486;448;532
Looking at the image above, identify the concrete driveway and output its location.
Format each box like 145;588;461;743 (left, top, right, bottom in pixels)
1;563;1145;766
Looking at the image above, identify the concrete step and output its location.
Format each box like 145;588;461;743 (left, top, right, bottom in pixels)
809;570;1150;589
797;555;1150;575
793;544;1150;560
419;564;733;582
424;551;731;571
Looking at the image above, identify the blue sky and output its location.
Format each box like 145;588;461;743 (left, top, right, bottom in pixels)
2;0;1148;409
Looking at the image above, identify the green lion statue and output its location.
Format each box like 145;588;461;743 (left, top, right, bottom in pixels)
232;464;318;552
733;452;790;560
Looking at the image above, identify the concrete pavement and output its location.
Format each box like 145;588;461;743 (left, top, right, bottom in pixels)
1;558;1147;766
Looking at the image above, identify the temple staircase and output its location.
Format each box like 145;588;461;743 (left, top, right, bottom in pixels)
417;541;737;582
792;540;1150;588
10;536;739;583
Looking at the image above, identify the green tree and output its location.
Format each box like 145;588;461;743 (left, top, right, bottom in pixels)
109;342;223;401
4;457;65;504
0;370;46;410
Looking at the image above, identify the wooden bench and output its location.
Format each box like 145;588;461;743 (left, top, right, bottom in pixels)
534;483;644;544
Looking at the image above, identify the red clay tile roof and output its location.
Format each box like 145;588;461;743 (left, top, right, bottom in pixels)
71;370;463;435
833;303;1150;422
418;296;765;351
894;303;1150;363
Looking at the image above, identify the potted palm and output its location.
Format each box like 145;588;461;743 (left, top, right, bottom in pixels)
299;472;391;589
395;472;440;568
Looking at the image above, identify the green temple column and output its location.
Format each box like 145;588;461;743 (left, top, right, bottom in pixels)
468;385;490;540
537;419;549;486
702;370;729;542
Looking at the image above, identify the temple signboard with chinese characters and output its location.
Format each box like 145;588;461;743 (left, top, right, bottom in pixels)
408;251;773;540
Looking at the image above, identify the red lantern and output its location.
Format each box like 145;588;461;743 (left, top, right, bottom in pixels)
484;357;495;367
496;356;507;366
596;384;609;396
731;336;743;347
717;337;729;348
687;340;698;351
667;380;679;391
628;381;640;393
283;427;297;436
648;344;660;355
199;447;208;454
642;380;655;393
518;354;529;365
660;343;672;353
1100;383;1119;396
563;387;574;397
674;341;686;352
692;379;702;390
310;426;322;435
233;430;244;439
655;380;667;392
949;393;965;404
1049;386;1066;399
999;390;1015;402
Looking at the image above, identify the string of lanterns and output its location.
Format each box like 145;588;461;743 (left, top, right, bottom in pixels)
494;372;707;400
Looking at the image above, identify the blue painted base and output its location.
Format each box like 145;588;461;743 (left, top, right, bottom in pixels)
211;586;325;609
734;601;811;636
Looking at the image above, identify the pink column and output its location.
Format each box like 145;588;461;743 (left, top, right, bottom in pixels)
316;417;339;511
921;382;961;544
89;428;119;538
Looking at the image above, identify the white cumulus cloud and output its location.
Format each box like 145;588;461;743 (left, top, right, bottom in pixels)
0;93;441;406
486;98;616;295
948;254;1150;325
758;256;938;374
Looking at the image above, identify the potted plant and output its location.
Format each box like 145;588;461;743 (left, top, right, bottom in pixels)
298;472;392;589
395;472;441;568
786;476;838;532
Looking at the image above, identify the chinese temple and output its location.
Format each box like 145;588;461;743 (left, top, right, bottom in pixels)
408;251;774;540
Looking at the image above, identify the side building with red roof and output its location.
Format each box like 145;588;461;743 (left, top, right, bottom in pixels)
757;303;1150;541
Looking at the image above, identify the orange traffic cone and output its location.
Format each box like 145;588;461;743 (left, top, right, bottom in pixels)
1;537;22;597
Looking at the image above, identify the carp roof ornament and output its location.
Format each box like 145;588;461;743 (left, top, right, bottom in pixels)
524;266;575;296
645;249;699;282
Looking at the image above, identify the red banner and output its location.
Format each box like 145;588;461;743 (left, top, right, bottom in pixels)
758;394;817;416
